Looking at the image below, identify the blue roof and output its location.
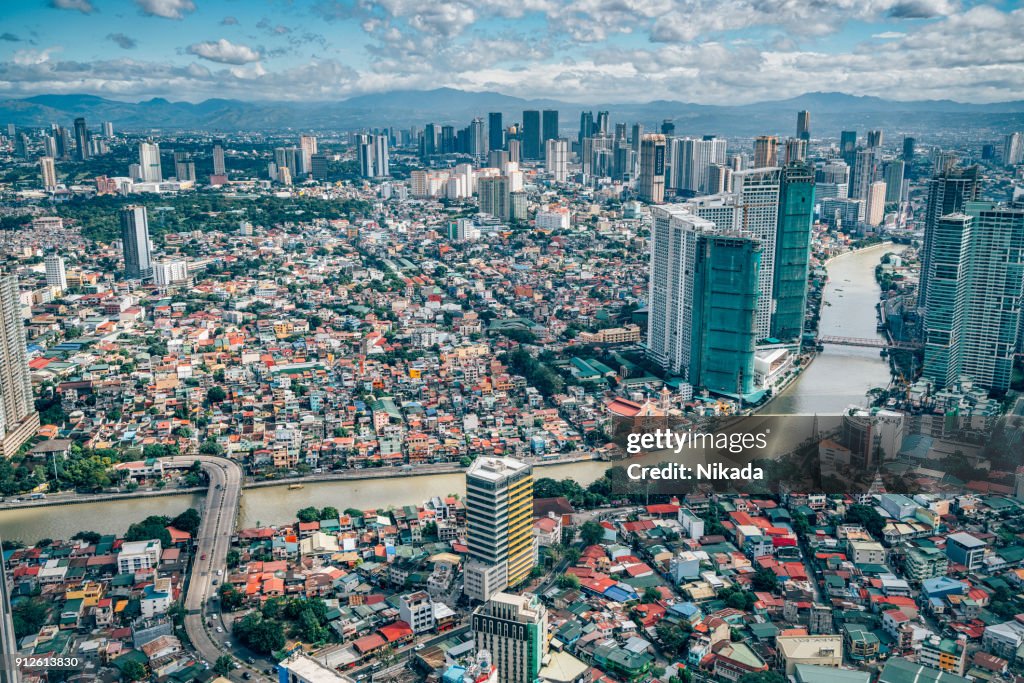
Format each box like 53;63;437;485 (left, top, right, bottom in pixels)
922;576;965;597
604;584;639;602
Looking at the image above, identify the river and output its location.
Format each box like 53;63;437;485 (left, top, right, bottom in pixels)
0;244;903;543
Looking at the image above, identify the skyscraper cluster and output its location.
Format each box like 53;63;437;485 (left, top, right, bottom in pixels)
919;166;1024;392
357;133;390;178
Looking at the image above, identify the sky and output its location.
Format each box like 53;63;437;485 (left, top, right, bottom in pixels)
1;0;1022;105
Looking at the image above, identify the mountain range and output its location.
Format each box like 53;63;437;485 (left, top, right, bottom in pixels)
3;89;1023;136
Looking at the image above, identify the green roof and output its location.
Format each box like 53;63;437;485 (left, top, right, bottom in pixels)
878;657;969;683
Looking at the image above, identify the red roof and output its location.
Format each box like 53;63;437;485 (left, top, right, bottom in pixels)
353;634;387;653
379;620;414;643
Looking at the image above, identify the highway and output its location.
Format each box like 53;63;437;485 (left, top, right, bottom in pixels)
1;534;21;683
166;456;247;679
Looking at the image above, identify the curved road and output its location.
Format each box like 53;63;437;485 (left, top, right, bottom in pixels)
167;456;243;676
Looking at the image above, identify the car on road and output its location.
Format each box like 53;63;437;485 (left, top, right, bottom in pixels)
212;579;219;585
201;553;207;560
242;673;251;680
414;643;425;651
216;627;224;633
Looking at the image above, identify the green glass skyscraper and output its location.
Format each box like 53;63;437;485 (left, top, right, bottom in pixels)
771;163;815;341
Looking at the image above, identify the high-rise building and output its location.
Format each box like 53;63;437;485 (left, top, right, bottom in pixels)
732;168;782;339
153;259;189;287
174;151;195;182
542;110;559;147
850;147;877;199
73;117;89;161
578;111;594;145
522;110;542;160
922;202;1024;392
464;457;535;602
884;160;905;204
102;121;114;138
39;156;57;190
595;111;609;136
918;166;981;310
637;134;666;204
0;274;40;459
44;253;67;291
310;154;328;180
274;147;298;177
661;119;675;137
708;164;732;194
771;164;816;342
478;176;511;222
212;139;226;177
866;129;883;148
1004;132;1024;167
865;180;887;226
784;137;807;164
138;142;162;183
753;135;778;168
545;138;568;182
902;136;916;162
357;134;390;178
120;205;153;280
421;124;438;158
298;135;317;175
647;206;761;393
796;110;811;141
840;130;858;168
668;137;728;195
472;593;547;683
488;112;504;152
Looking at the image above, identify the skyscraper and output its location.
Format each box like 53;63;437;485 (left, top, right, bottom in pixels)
174;151;196;182
918;166;981;310
357;134;390;178
522;110;542;160
884;160;905;204
464;457;535;602
850;147;877;199
865;180;887;226
840;130;857;168
866;129;883;148
102;121;114;138
212;139;226;177
902;136;916;162
542;110;559;146
469;117;487;157
298;134;317;175
637;134;666;204
39;156;57;190
796;110;811;141
661;119;676;137
478;176;511;222
545;138;568;182
120;205;153;280
596;111;609;136
421;124;438;158
578;111;594;146
753;135;778;168
274;147;298;177
473;593;547;683
784;137;807;164
1004;132;1024;167
73;117;89;161
488;112;504;151
44;253;67;291
771;164;816;342
922;202;1024;392
138;142;162;183
646;206;761;393
732;168;783;339
0;274;40;459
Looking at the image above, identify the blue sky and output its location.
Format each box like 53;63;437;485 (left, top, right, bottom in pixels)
1;0;1022;104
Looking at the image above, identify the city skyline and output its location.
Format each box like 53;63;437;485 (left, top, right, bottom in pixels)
1;1;1023;105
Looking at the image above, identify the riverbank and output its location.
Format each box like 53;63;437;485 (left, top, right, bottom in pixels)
0;450;597;512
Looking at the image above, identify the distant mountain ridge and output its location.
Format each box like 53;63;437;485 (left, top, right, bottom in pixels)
2;89;1023;134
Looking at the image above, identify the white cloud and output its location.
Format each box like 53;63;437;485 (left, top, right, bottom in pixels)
872;31;907;39
49;0;95;13
186;39;261;65
135;0;197;20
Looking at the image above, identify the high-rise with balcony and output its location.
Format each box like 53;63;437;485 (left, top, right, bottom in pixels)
138;142;162;183
472;592;547;683
0;274;40;459
753;135;778;168
39;156;57;190
44;253;67;292
464;457;535;602
545;138;568;182
918;166;981;311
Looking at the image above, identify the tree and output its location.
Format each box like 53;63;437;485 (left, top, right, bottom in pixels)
206;386;227;404
642;586;662;603
121;660;148;681
226;550;241;568
752;567;779;593
233;612;286;655
12;597;49;639
319;506;339;521
846;504;886;538
214;655;234;675
580;520;605;546
199;439;223;456
656;621;690;656
296;506;320;523
125;515;172;547
171;508;202;535
71;530;101;544
557;573;580;589
218;584;244;611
